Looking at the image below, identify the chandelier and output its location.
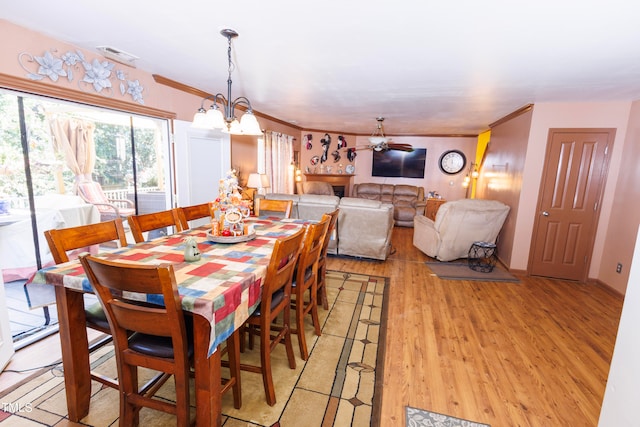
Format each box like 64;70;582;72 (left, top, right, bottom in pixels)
192;29;262;135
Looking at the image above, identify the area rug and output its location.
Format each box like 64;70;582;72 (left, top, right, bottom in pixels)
0;270;388;427
406;406;490;426
426;262;519;282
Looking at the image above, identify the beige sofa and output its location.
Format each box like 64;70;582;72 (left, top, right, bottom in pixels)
257;193;394;260
296;181;335;196
413;199;510;262
351;183;426;227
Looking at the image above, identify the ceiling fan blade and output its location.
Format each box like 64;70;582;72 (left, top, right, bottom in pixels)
388;144;414;152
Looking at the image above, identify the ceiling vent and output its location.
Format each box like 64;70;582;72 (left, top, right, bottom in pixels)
96;46;139;67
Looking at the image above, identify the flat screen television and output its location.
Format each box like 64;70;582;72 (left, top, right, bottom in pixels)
372;148;427;178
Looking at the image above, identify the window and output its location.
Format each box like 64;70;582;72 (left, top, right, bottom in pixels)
0;89;173;343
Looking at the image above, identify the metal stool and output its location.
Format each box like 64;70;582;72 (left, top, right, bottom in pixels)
468;241;497;272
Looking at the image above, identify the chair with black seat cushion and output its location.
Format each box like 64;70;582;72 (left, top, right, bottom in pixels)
44;218;129;390
128;209;183;243
316;209;339;310
239;227;305;406
291;216;330;360
80;255;193;427
254;198;293;219
176;203;212;230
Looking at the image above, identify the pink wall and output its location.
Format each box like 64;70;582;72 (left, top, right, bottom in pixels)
298;132;477;199
507;102;631;284
349;135;477;201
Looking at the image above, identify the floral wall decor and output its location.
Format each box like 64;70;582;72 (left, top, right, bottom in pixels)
18;49;145;104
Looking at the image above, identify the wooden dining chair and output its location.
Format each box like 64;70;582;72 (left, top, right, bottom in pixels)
254;198;293;219
176;202;212;230
291;216;330;360
44;218;129;390
128;208;183;243
239;227;305;406
80;255;193;426
317;209;339;310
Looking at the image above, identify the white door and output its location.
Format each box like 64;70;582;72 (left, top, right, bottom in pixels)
0;275;16;371
173;120;230;211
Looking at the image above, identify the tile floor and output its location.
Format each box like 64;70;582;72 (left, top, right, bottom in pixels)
4;279;58;342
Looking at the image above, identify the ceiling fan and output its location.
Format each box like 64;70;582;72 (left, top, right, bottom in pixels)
344;117;414;153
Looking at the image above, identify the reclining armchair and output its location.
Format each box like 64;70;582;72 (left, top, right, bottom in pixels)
413;199;510;262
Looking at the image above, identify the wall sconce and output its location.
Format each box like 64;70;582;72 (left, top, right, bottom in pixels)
462;163;480;197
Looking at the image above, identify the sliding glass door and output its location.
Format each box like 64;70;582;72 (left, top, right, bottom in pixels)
0;89;172;343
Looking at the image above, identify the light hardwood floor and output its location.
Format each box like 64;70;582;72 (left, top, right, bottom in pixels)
326;226;624;427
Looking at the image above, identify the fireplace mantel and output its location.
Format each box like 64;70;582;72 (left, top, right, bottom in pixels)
304;173;355;197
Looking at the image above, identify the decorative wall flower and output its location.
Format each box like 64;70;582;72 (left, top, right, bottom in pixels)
33;51;67;82
18;48;145;104
81;59;114;92
127;80;144;104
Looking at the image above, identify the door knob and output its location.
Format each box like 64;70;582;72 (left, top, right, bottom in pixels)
542;211;550;216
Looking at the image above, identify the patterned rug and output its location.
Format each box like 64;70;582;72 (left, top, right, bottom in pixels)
406;406;490;427
426;262;519;282
0;270;388;427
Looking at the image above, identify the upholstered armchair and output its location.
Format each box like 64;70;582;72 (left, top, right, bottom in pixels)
413;199;510;262
337;197;394;260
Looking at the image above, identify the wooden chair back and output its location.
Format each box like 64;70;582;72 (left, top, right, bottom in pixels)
80;255;192;426
292;216;331;359
240;226;305;405
45;218;128;264
317;209;339;310
254;198;293;219
44;218;129;390
176;203;211;230
128;209;183;243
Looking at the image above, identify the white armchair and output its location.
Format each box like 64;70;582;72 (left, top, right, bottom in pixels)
413;199;510;262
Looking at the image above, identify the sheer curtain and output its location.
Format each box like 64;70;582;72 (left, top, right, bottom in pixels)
48;116;96;189
264;131;294;194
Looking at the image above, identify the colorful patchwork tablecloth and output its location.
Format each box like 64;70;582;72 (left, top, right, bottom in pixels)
28;218;306;356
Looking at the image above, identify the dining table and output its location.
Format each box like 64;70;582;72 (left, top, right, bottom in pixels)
26;217;307;426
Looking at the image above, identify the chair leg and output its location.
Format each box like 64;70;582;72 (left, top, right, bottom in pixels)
260;327;277;406
282;306;297;370
311;295;322;337
122;364;139;427
296;296;309;360
318;266;329;310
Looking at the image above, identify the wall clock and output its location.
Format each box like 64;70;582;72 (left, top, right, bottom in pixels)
438;150;466;175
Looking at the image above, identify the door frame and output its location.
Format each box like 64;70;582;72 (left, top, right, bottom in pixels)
0;275;16;371
528;128;614;282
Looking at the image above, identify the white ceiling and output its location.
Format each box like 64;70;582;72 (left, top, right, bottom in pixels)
4;1;640;135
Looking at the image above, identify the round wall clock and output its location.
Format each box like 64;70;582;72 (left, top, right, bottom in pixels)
438;150;466;175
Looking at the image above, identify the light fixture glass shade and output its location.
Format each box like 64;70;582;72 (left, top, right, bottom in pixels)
240;111;262;135
223;119;242;134
191;109;209;128
368;136;388;145
206;108;226;129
